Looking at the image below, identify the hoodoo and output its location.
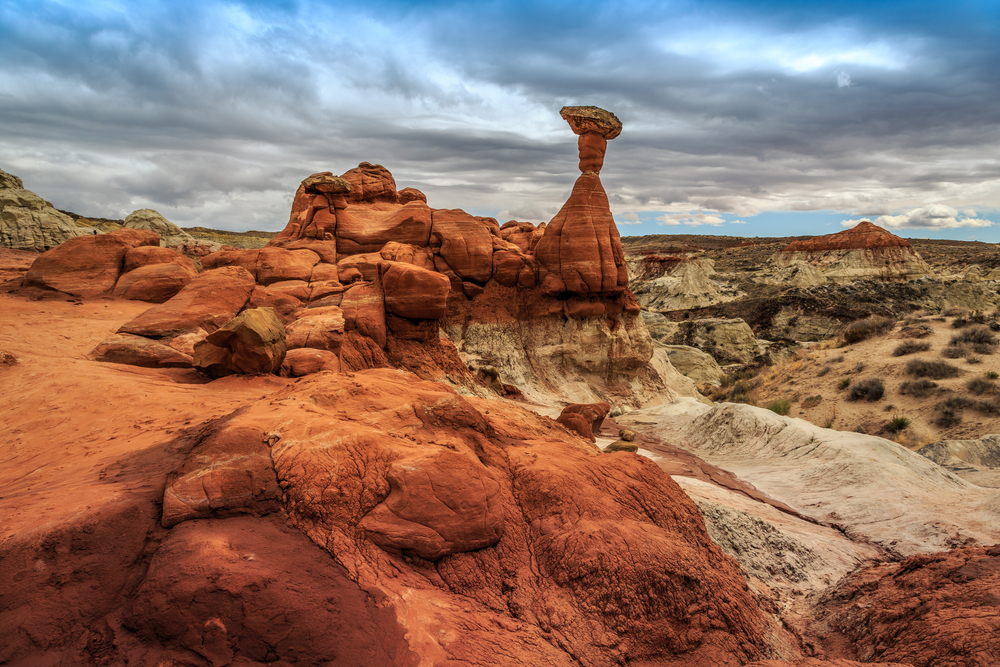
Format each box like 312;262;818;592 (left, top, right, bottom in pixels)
534;106;629;296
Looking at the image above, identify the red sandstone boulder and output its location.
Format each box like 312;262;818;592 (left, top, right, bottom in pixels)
113;262;198;303
118;266;256;338
309;262;341;282
340;282;387;347
123;518;417;667
161;424;282;527
397;187;426;204
556;412;595;442
285;305;345;352
192;307;287;377
380;262;451;320
280;347;341;376
122;246;198;274
379;241;435;270
342;162;399;204
88;333;194;368
535;173;628;296
24;228;159;297
336;251;383;281
429;209;494;283
500;220;544;253
492;249;538;288
560;402;610;435
247;285;303;324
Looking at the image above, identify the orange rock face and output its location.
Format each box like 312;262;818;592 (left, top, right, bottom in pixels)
534;173;629;296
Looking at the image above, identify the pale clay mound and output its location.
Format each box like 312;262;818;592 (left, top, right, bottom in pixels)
620;399;1000;556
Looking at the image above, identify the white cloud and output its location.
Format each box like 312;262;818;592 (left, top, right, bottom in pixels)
615;212;643;225
657;211;726;227
836;69;853;88
840;205;994;229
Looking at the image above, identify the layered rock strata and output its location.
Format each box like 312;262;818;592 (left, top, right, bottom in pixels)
1;168;86;251
772;220;932;284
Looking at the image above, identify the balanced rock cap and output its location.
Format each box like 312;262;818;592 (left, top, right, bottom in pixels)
301;172;352;194
560;106;623;140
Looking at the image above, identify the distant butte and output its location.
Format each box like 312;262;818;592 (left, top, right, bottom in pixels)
782;219;913;252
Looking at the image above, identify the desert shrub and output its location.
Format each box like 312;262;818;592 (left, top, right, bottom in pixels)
943;307;968;317
841;316;895;344
967;354;983;365
987;371;1000;379
951;325;998;347
933;397;972;427
990;321;1000;332
831;355;845;363
951;317;969;329
886;415;911;433
973;398;1000;415
970;310;988;324
848;378;885;402
967;377;996;395
941;345;966;359
972;342;996;355
839;377;851;390
767;399;791;416
893;340;931;357
899;379;938;397
817;365;831;377
906;359;962;379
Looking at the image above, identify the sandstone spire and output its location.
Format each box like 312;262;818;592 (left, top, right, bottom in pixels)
534;106;628;295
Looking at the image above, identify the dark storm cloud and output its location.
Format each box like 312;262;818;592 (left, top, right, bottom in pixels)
1;0;997;231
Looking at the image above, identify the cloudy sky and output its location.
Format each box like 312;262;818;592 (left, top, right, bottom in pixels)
2;0;998;240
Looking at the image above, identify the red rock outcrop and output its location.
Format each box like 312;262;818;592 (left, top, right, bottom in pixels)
560;401;611;434
113;262;199;303
531;108;628;297
148;368;775;665
380;262;450;320
87;333;194;368
118;266;256;338
818;544;1000;667
24;227;159;297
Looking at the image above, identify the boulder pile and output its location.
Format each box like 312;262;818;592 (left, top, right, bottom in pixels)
21;107;684;406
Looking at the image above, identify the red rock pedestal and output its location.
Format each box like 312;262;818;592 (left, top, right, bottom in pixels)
534;106;628;297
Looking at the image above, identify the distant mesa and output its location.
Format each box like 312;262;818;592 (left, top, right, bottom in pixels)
782;220;913;253
767;219;932;285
